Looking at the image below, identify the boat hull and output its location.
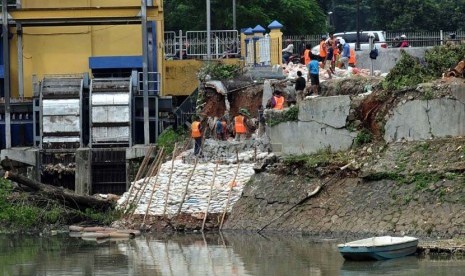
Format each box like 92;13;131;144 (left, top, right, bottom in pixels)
339;240;418;261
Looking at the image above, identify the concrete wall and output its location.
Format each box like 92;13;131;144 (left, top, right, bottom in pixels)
384;98;465;142
268;88;465;153
356;47;430;73
267;95;357;155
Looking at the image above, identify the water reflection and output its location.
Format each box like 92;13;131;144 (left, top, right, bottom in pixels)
1;233;465;275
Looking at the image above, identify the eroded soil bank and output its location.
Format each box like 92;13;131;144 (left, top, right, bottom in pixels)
223;138;465;240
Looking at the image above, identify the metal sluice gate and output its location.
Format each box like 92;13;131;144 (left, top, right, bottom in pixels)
34;75;132;194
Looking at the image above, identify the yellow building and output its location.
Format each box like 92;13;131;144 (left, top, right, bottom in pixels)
5;0;164;98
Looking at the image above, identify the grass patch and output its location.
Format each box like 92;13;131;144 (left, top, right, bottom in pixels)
354;129;373;146
197;62;241;82
267;105;299;127
284;147;350;169
156;126;188;156
0;179;121;232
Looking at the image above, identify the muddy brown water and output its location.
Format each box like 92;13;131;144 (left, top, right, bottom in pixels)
1;233;465;275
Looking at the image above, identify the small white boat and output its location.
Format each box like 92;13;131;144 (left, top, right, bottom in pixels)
338;236;418;261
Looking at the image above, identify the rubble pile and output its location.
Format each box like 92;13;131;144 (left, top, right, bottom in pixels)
194;138;270;162
282;62;385;82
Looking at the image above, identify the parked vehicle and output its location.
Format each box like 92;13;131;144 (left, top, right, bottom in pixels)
338;236;419;261
312;31;388;55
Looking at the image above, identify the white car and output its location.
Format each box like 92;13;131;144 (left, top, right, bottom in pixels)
312;31;387;55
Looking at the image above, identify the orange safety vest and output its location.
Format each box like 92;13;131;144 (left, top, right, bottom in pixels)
273;96;284;110
191;121;201;138
304;49;311;65
349;48;356;65
234;115;246;134
319;41;327;58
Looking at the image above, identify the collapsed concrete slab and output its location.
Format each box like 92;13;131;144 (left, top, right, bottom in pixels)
298;95;351;128
268;121;356;154
384;98;465;142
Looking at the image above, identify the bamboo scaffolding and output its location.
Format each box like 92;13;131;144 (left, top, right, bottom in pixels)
129;148;165;217
143;148;166;223
163;143;178;217
125;155;158;214
201;161;219;232
122;146;155;212
176;157;198;216
220;149;240;230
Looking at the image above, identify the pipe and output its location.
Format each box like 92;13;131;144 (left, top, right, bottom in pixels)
141;0;150;145
206;0;211;59
3;0;11;148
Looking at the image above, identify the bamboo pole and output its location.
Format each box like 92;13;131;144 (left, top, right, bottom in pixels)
163;143;178;217
125;154;158;214
143;148;166;223
176;157;198;216
129;148;164;217
201;161;219;232
122;146;155;212
219;149;240;230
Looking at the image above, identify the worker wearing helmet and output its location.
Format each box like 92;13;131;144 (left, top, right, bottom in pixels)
400;34;409;48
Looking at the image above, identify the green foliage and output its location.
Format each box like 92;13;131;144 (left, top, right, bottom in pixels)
423;43;465;77
197;63;241;82
284;147;350;169
165;0;465;34
165;0;326;35
369;0;465;31
0;179;121;232
383;51;430;91
81;208;121;225
157;126;188;156
267;106;299;127
354;129;373;146
383;44;465;91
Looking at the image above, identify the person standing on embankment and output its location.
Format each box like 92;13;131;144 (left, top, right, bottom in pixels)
191;115;203;156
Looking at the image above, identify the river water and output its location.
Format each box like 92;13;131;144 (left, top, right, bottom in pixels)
1;233;464;275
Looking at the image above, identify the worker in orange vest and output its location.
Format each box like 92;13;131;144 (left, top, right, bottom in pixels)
303;44;312;65
191;115;203;156
234;109;248;141
271;90;285;110
349;48;357;67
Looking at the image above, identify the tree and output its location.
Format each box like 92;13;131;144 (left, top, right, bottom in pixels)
164;0;327;35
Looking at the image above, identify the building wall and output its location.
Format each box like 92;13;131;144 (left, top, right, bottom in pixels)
8;0;159;98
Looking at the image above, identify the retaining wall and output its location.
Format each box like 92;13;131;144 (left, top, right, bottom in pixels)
356;47;429;73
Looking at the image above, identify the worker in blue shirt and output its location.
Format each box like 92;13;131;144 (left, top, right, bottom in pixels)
307;54;322;96
339;38;350;69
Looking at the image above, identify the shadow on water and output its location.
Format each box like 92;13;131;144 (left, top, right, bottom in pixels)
1;233;465;275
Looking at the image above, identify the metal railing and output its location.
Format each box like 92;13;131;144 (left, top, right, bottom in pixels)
174;89;198;128
164;30;240;60
137;72;161;95
284;31;465;50
385;30;465;47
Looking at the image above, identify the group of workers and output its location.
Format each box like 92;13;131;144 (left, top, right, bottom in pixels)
190;108;253;156
190;90;287;156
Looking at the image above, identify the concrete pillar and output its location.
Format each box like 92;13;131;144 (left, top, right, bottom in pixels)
244;28;253;65
268;20;283;66
75;148;91;195
240;28;247;58
252;25;265;65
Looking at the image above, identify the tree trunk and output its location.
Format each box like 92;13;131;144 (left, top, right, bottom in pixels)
4;171;113;211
